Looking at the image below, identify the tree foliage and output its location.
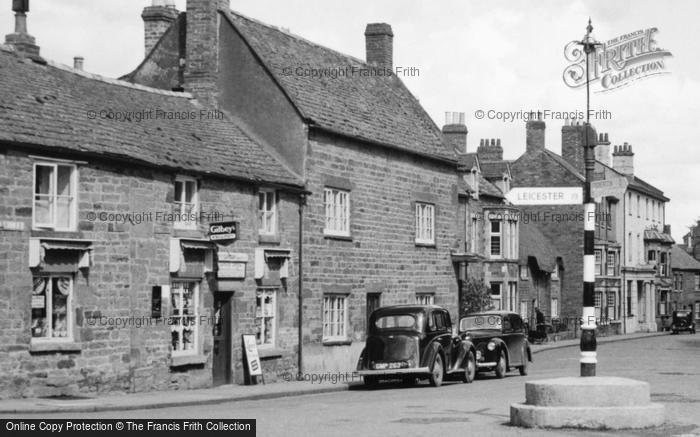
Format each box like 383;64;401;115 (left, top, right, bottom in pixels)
460;277;492;317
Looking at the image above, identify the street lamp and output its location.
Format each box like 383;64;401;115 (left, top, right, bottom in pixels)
576;18;602;377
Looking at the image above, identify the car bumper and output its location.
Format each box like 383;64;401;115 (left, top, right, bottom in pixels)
476;362;497;368
357;367;430;376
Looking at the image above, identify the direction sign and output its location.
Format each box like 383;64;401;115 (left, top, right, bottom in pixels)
506;187;583;205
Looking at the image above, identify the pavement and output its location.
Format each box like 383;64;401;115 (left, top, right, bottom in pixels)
0;331;666;414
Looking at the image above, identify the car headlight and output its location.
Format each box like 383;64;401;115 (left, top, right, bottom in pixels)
487;341;496;351
476;350;482;361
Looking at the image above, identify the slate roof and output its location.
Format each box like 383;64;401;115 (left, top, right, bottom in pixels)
222;10;452;161
457;153;479;171
519;222;559;272
644;229;675;244
480;161;510;180
0;46;303;188
671;245;700;271
479;174;504;199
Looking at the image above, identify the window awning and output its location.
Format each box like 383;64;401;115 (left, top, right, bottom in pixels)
40;240;92;251
180;239;216;250
264;250;291;261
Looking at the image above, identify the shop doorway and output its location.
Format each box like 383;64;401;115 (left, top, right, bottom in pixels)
212;293;232;386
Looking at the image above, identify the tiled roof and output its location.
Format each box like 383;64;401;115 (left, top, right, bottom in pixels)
0;47;303;188
519;222;558;272
671;245;700;271
478;174;504;199
480;161;510;180
644;229;675;244
543;149;585;182
627;175;669;201
222;11;453;161
457;153;479;171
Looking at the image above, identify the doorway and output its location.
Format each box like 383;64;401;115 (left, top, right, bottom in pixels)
212;293;232;386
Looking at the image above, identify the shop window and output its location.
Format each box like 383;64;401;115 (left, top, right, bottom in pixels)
170;281;199;356
258;190;277;235
174;176;198;230
415;202;435;245
255;288;276;347
607;292;617;320
33;163;77;231
415;293;434;306
31;276;73;341
323;295;348;341
324;188;350;237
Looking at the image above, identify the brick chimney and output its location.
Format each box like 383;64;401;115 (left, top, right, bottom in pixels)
595;132;610;166
365;23;393;70
612;143;634;175
442;112;467;153
477;139;503;162
142;0;179;56
561;119;597;174
184;0;230;104
5;0;40;57
73;56;84;71
526;111;545;153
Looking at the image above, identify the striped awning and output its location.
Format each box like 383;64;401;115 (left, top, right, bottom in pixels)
180;239;216;250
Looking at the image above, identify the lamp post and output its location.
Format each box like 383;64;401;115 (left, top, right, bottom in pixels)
577;19;602;377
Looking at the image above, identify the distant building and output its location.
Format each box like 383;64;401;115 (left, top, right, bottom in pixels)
670;245;700;323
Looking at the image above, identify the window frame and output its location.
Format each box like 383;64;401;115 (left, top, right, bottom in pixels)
415;202;436;245
255;287;277;348
415;293;435;306
323;294;349;342
490;282;502;310
606;251;617;276
323;187;351;237
594;250;602;275
31;275;74;343
32;162;78;231
173;175;199;230
170;281;200;357
258;189;278;236
489;219;502;259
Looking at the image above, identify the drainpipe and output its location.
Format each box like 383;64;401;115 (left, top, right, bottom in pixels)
297;193;306;379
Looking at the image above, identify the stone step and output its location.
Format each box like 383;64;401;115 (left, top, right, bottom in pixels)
510;403;665;429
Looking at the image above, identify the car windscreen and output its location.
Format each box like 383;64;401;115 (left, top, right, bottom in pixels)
374;314;418;331
459;315;502;332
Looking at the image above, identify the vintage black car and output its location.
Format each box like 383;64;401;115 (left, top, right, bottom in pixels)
671;310;696;334
357;305;476;387
459;311;532;378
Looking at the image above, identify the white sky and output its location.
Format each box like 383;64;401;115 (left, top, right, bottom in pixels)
2;0;698;241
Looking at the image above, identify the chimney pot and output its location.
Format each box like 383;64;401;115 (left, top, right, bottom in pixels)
365;23;393;70
5;1;39;57
73;56;84;70
497;139;501;147
604;133;609;142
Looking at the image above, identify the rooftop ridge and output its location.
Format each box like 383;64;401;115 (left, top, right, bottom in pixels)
0;44;193;98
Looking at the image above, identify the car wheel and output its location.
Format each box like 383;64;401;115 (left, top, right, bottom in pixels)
461;351;476;384
518;347;529;376
363;376;379;387
429;354;444;387
495;351;507;379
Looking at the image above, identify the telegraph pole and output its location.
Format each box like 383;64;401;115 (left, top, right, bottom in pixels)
577;19;602;377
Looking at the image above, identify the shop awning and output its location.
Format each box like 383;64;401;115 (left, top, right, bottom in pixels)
180;239;216;250
264;249;291;261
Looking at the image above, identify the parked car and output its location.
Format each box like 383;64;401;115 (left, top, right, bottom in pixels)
458;311;532;378
671;310;696;334
357;305;476;387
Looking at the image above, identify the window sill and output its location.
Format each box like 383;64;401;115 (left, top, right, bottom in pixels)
30;341;81;353
170;354;207;367
258;234;281;245
258;347;285;359
322;339;352;347
415;242;436;248
324;234;352;242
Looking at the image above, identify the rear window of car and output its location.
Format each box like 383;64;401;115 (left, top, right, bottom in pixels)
374;315;417;330
459;315;502;332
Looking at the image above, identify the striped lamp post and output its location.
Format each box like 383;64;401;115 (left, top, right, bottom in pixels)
577;19;602;377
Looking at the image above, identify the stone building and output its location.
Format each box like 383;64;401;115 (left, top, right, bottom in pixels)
448;116;520;317
510;117;622;333
670;245;700;323
0;5;305;398
124;0;463;374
